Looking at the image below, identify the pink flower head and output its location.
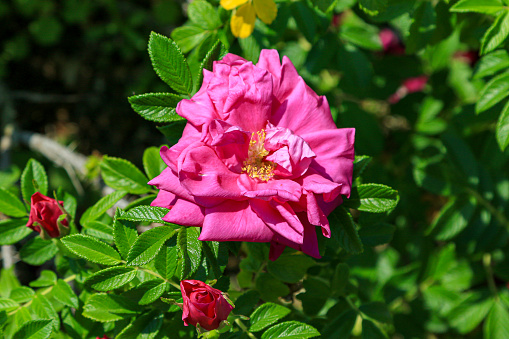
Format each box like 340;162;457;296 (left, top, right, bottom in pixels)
389;75;428;104
180;280;233;331
26;192;69;238
379;28;405;55
149;50;355;260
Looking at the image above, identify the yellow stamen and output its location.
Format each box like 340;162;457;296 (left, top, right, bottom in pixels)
242;130;275;181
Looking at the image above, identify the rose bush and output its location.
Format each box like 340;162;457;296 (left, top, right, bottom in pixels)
149;49;355;260
180;280;234;331
26;192;69;238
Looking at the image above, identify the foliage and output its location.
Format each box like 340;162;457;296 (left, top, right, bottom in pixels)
1;0;509;338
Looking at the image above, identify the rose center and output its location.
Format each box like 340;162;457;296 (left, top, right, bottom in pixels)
242;129;275;181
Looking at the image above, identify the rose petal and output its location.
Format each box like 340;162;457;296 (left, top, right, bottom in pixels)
162;199;205;226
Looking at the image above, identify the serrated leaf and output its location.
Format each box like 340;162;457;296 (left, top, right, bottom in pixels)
19;237;58;266
116;310;163;339
114;209;139;259
0;298;19;311
85;266;137;291
267;254;315;283
143;146;167;180
0;218;32;245
331;263;349;297
448;293;494;334
255;273;290;302
100;156;150;194
31;294;58;329
29;270;56;288
250;303;291;332
61;234;122;265
202;241;222;279
82;293;139;322
362;319;387;339
484;301;509;339
196;39;224;91
451;0;504;15
496;99;509;151
13;319;53;339
358;0;388;16
0;187;27;217
62;192;77;220
476;72;509;113
83;221;114;242
52;279;78;308
81;190;128;225
128;93;184;123
21;159;48;205
177;227;202;279
127;226;176;266
154;237;178;280
481;10;509;55
120;205;171;225
329;206;363;254
261;321;320;339
346;184;399;213
149;32;193;95
428;197;476;240
10;286;35;303
171;25;209;54
353;155;372;180
188;0;222;30
131;280;168;305
359;302;392;323
473;50;509;79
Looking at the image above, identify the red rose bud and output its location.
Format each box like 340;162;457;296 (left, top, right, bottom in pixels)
379;28;405;55
403;75;428;93
453;50;479;66
26;192;69;239
181;280;234;331
96;336;110;339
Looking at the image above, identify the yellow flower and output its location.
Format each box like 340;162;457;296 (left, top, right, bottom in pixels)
220;0;277;38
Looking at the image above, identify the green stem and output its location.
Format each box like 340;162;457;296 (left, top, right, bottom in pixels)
136;266;181;290
483;253;498;300
234;318;257;339
466;187;509;230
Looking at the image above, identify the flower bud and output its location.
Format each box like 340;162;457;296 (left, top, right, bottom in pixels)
26;192;69;239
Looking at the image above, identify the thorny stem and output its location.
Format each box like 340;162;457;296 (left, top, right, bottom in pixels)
8;274;77;315
234;318;257;339
483;253;499;300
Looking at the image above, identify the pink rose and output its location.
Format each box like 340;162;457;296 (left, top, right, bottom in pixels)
149;50;355;260
379;28;405;55
26;192;69;238
389;75;428;104
181;280;233;331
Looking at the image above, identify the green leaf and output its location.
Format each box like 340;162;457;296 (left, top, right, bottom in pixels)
476;72;509;113
129;280;168;305
261;321;320;339
428;197;476;240
171;25;209;54
359;0;388;16
201;241;223;279
359;302;392;323
83;221;114;242
21;158;48;205
0;187;27;217
291;2;317;43
188;0;221;30
0;218;32;245
29;270;56;288
267;254;315;283
114;209;139;259
13;319;53;339
81;190;127;225
100;156;150;194
481;10;509;55
127;226;176;266
322;309;357;338
10;286;35;303
362;319;387;339
148;32;193;95
255;273;290;302
52;279;78;308
496;100;509;151
346;184;399;213
116;310;163;339
329;206;363;254
0;298;19;311
120;205;171;225
451;0;504;15
359;223;395;247
177;227;202;279
473;50;509;79
85;266;137;291
128;93;184;123
143;146;167;180
61;234;122;265
353;155;372;180
448;293;494;334
196;39;225;92
484;301;509;339
30;294;58;329
250;303;291;332
331;263;349;297
19;237;58;266
154;237;178;280
406;1;436;54
82;293;139;322
340;26;382;51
